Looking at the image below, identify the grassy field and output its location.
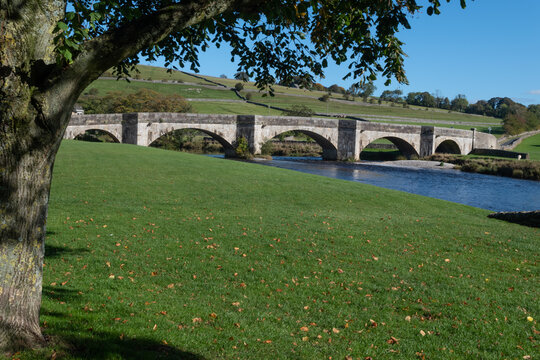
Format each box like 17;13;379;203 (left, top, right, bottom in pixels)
514;134;540;160
84;79;238;100
15;141;538;359
105;65;208;85
83;65;502;129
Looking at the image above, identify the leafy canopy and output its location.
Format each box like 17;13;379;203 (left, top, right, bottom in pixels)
55;0;466;92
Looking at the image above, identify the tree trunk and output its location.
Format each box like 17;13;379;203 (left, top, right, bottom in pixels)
0;82;69;351
0;141;57;351
0;70;71;351
1;1;68;351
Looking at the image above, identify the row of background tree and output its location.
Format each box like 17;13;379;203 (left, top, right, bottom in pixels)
376;89;539;135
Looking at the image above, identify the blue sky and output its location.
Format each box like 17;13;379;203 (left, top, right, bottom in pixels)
143;0;540;105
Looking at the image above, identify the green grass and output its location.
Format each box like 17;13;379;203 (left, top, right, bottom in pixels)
84;79;238;100
514;133;540;160
109;65;208;85
15;140;538;359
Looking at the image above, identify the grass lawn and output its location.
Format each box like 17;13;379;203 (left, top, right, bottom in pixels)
514;133;540;160
18;140;538;359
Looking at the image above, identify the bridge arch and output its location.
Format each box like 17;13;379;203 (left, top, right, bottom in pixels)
72;128;121;143
435;139;462;154
261;129;338;160
361;136;419;159
148;127;235;154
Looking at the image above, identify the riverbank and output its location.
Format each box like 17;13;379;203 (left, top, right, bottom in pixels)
426;154;540;181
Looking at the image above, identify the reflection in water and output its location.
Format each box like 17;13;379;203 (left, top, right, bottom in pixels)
248;156;540;212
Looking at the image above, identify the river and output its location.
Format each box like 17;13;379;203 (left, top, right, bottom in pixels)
231;156;539;212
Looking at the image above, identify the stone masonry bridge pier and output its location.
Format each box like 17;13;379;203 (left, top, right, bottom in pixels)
65;113;498;160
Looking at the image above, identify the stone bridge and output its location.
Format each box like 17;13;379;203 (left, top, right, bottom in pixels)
65;113;498;160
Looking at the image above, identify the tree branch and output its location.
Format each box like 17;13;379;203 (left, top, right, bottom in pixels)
46;0;241;124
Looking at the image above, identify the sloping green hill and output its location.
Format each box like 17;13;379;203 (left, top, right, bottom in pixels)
81;65;502;134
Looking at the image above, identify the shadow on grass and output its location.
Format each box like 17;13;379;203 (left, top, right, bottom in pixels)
44;331;204;359
40;305;204;359
42;286;82;304
39;284;204;359
44;244;88;258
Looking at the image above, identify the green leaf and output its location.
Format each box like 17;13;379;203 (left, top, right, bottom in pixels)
57;21;68;32
65;12;76;21
64;38;80;50
58;47;73;63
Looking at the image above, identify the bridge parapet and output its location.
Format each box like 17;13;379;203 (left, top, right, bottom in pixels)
69;113;123;125
136;112;238;124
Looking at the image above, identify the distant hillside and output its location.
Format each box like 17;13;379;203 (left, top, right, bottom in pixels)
81;65;503;135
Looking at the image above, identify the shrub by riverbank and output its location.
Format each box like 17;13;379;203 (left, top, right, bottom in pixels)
24;141;539;360
427;154;540;181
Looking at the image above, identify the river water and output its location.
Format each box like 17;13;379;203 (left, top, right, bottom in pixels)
238;156;540;212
